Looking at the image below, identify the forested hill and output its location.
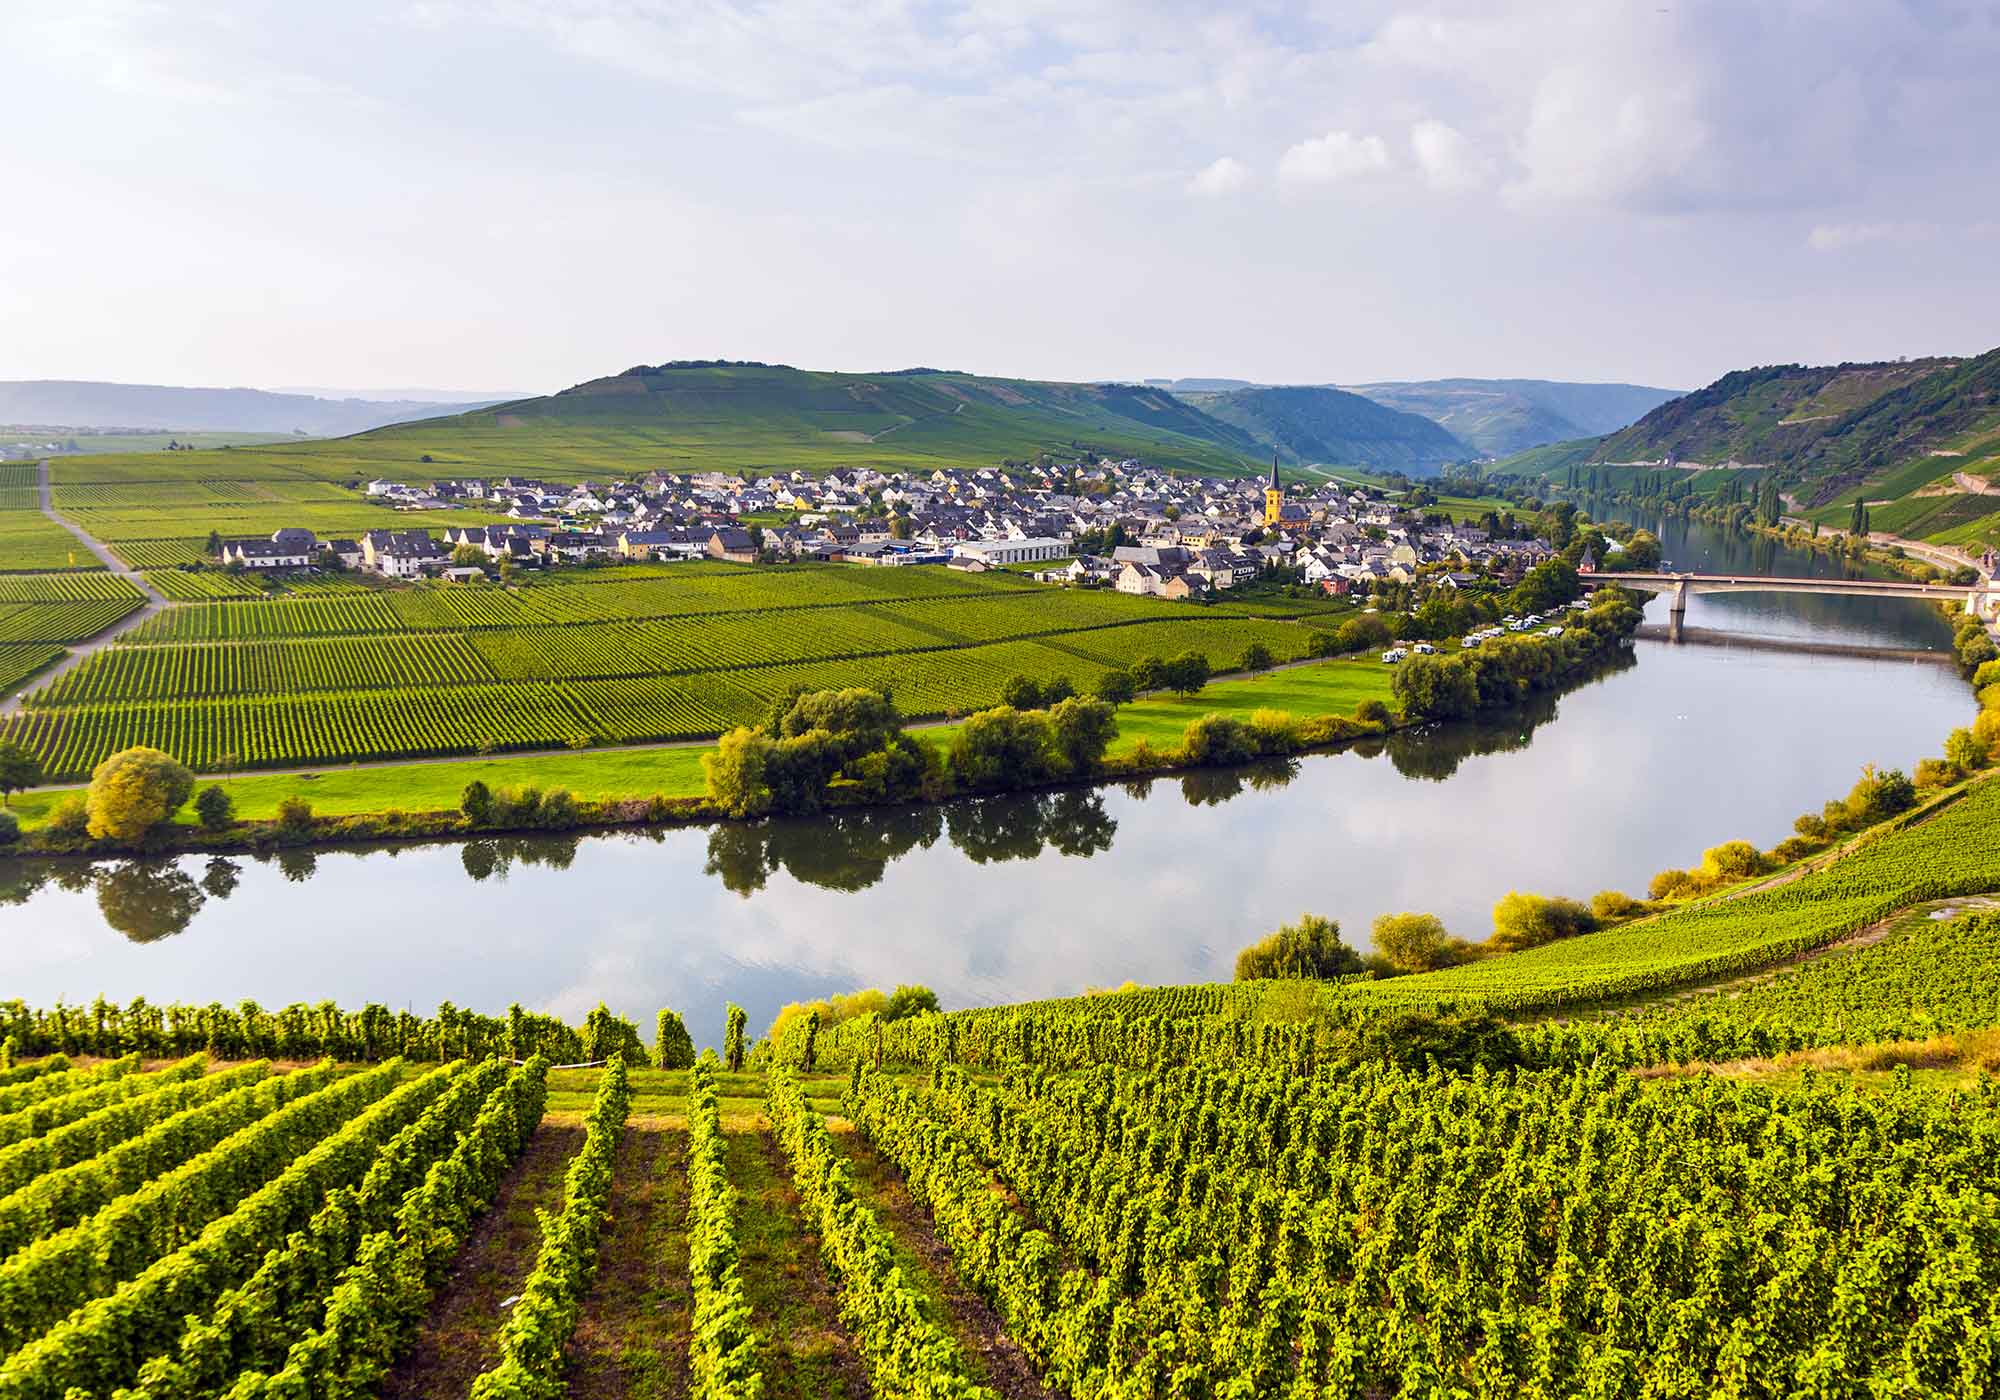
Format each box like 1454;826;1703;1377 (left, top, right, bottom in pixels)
1177;384;1469;472
0;381;498;435
381;361;1268;477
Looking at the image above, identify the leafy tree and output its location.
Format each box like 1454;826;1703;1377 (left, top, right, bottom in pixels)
947;707;1053;790
461;779;494;825
1234;912;1363;980
1355;698;1392;725
1162;650;1211;696
275;796;315;842
1333;614;1391;654
884;984;940;1021
85;747;195;846
1391;654;1478;720
1945;725;1989;775
192;783;234;832
1488;891;1598;954
655;1008;696;1069
704;727;775;818
1843;764;1918;827
723;1003;748;1071
1129;655;1165;691
1040;675;1075;705
1182;714;1255;766
1000;674;1044;710
1590;889;1651;923
1239;641;1274;672
1370;912;1470;972
1092;667;1137;706
774;687;901;751
0;742;43;807
1046;696;1117;775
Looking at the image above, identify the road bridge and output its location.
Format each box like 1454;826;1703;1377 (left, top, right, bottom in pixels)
1582;570;1997;639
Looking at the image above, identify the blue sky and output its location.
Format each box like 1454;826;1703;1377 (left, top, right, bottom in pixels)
2;0;1995;393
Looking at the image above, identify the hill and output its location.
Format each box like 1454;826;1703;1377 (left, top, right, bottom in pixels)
1342;377;1681;456
322;361;1272;479
0;381;501;436
1178;384;1469;473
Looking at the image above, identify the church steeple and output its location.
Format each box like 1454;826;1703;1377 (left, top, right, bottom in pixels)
1269;449;1280;491
1263;449;1283;528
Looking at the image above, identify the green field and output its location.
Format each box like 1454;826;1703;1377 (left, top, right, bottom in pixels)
4;654;1391;827
0;562;1359;780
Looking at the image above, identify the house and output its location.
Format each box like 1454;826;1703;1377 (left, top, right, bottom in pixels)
325;539;362;569
949;537;1067;568
360;529;443;577
706;527;758;563
219;528;318;569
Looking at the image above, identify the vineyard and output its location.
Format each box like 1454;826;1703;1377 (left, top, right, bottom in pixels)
0;563;1328;778
0;956;1994;1398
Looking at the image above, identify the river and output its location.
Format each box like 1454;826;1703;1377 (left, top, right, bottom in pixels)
0;514;1973;1051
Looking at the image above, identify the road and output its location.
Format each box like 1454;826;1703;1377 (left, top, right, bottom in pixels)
3;460;173;716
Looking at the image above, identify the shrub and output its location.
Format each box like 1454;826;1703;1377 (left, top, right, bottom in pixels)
538;788;580;830
1305;629;1338;658
0;809;17;848
1698;840;1768;884
948;707;1053;790
1046;697;1118;775
1354;698;1392;725
461;779;494;824
1235;912;1362;980
191;783;234;832
655;1008;696;1070
1842;765;1917;827
1369;912;1470;973
1973;659;2000;689
1589;889;1650;923
1182;714;1255;767
85;746;195;846
723;1003;747;1071
1488;891;1598;953
1944;726;1989;775
1248;708;1302;753
1648;866;1695;901
275;796;314;838
704;727;774;819
45;796;90;838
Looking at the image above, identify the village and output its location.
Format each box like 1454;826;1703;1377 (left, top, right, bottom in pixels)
211;457;1563;598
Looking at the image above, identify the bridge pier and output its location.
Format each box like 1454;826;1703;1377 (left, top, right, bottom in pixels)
1667;578;1689;642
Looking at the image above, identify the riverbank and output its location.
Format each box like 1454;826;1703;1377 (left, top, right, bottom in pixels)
0;654;1403;857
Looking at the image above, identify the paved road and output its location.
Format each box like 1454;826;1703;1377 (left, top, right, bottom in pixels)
3;460;173;716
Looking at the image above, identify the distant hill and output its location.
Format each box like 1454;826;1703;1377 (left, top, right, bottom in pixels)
0;381;502;436
338;361;1269;478
1141;377;1257;394
1178;385;1470;473
1341;378;1683;457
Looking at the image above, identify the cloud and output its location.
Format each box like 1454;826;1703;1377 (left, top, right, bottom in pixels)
1408;118;1490;192
1187;155;1250;197
1276;130;1390;186
1807;222;1930;252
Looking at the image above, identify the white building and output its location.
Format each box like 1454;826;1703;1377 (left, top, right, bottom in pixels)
949;537;1067;567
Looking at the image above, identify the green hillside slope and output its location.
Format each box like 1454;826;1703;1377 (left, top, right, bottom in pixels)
326;361;1268;479
1180;384;1468;472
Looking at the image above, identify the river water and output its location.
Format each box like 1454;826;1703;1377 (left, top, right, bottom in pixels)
0;514;1973;1051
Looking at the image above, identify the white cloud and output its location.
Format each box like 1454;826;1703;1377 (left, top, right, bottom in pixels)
1187;155;1250;197
1408;118;1490;192
1807;222;1928;252
1276;130;1390;186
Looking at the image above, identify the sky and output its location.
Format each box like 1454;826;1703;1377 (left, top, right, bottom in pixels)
2;0;1996;395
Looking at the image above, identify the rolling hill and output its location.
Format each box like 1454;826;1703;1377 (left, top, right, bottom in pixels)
1176;384;1470;473
0;381;504;436
1340;378;1682;456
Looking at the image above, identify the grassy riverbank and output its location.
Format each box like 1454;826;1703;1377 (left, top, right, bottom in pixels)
1;656;1397;832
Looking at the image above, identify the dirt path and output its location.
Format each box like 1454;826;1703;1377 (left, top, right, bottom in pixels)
728;1127;873;1400
3;459;174;715
377;1120;584;1399
830;1127;1050;1400
564;1125;692;1400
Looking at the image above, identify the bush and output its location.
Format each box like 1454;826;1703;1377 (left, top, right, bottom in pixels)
704;727;774;819
884;984;940;1021
1944;726;1989;775
461;780;494;824
192;783;234;832
1370;912;1460;973
491;784;545;828
1248;708;1302;753
0;809;17;848
275;796;314;838
948;707;1053;790
85;746;195;846
1355;698;1392;725
1488;891;1598;954
1589;890;1650;923
1973;659;2000;690
1234;912;1362;980
45;796;89;838
1046;696;1118;775
1698;840;1768;884
538;788;580;830
1842;765;1917;827
1182;714;1255;767
1793;812;1828;839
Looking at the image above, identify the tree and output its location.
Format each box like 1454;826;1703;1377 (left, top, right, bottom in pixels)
1239;641;1274;672
948;707;1054;790
450;543;486;567
95;861;205;942
1000;674;1044;710
723;1003;748;1071
884;984;940;1021
1945;726;1989;775
275;796;315;842
498;555;515;585
1182;714;1255;766
1162;650;1211;696
887;514;913;540
1046;696;1117;775
0;742;42;807
1092;668;1137;706
1391;654;1478;720
1370;912;1463;972
1488;892;1597;954
1129;655;1165;691
703;728;775;818
85;747;195;846
192;784;234;832
1234;913;1363;980
461;780;494;825
655;1008;695;1069
1333;615;1391;654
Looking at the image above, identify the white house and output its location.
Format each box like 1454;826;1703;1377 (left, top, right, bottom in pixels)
950;537;1067;567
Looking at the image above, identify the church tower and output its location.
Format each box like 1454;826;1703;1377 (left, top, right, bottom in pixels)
1263;450;1283;527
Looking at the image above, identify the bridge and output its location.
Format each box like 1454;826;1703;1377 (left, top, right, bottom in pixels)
1582;570;1999;638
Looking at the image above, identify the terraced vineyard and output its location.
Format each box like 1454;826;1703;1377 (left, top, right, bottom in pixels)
0;563;1329;777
